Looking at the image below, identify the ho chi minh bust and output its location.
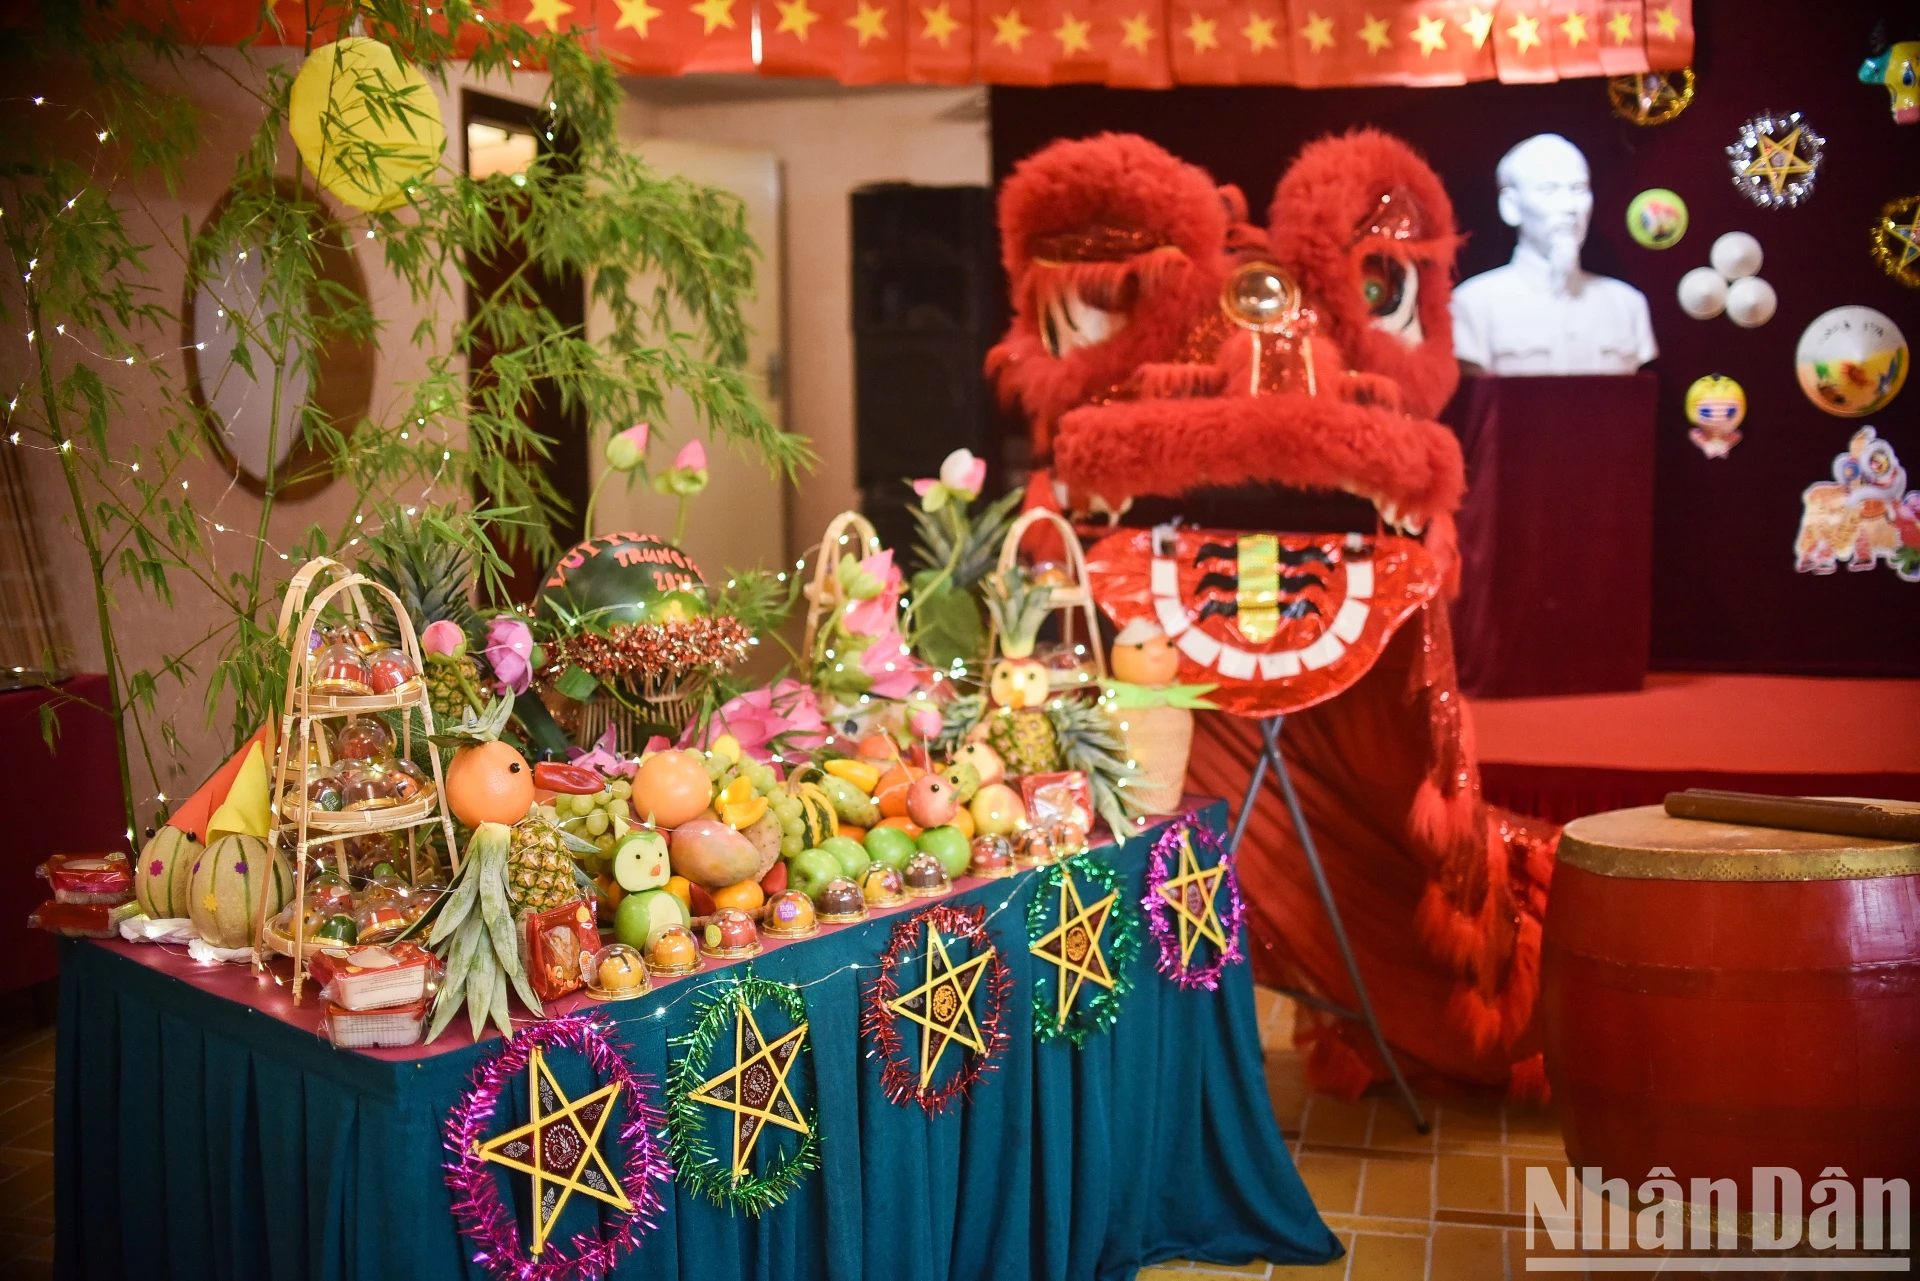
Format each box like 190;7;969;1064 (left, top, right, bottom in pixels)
1452;133;1656;377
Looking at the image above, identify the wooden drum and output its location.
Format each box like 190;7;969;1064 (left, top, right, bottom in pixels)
1542;804;1920;1185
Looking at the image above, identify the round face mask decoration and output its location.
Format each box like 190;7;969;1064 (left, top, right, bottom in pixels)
1795;307;1909;417
1627;189;1688;249
1684;375;1747;459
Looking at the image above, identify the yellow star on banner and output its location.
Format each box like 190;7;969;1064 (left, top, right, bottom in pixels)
1157;829;1229;971
1030;869;1119;1030
474;1045;633;1256
1184;13;1219;52
690;0;736;33
1242;12;1278;52
1459;4;1492;49
614;0;663;35
847;0;889;45
1606;10;1634;43
1560;9;1587;46
991;6;1031;50
1506;10;1540;54
921;1;960;46
523;0;574;29
1358;12;1391;54
1651;5;1679;39
1410;12;1446;55
1744;127;1814;198
1300;9;1334;52
687;996;810;1184
775;0;821;38
1119;12;1157;54
1053;11;1091;54
887;926;995;1093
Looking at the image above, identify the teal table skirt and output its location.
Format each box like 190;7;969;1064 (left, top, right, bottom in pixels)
56;802;1339;1281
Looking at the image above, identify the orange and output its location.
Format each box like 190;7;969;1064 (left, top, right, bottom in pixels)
837;824;869;843
664;875;693;913
712;879;765;911
875;815;924;839
949;806;975;839
445;741;535;826
875;765;927;818
631;750;713;827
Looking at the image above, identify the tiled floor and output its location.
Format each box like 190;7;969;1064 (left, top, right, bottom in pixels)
1149;986;1576;1281
0;984;55;1281
0;983;1574;1281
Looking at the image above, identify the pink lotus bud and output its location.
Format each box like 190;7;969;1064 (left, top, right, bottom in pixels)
605;422;650;472
672;439;707;472
420;619;465;661
910;707;943;739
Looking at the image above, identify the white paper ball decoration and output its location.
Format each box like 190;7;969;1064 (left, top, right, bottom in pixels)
1678;267;1729;319
1710;231;1763;282
1725;276;1777;328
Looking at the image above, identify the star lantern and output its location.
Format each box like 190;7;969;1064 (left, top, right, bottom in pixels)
1727;112;1824;210
668;974;821;1214
1142;822;1247;990
1607;68;1695;125
863;903;1012;1112
1870;194;1920;289
1027;857;1141;1046
444;1016;669;1281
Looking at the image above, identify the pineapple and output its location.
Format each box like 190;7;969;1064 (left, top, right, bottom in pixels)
424;822;544;1043
359;505;486;724
982;568;1060;777
507;815;575;914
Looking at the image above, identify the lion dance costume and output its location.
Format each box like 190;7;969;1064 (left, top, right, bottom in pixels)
988;132;1559;1101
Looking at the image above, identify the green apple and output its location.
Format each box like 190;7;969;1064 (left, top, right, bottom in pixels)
788;846;845;905
917;826;972;879
614;888;688;950
863;824;918;874
612;829;671;892
819;835;870;879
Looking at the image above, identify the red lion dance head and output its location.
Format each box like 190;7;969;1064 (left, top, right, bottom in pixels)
987;131;1557;1104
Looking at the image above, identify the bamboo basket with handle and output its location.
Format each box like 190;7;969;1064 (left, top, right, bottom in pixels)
256;557;460;1002
800;511;885;718
984;508;1108;688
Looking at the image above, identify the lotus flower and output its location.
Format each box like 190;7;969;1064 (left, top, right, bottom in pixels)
858;630;930;701
567;725;639;778
605;422;650;472
912;448;987;512
484;615;535;696
420;619;466;662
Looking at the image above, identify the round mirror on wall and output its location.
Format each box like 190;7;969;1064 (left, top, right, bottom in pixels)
182;181;374;500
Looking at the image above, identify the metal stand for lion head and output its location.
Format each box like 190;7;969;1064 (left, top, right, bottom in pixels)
1215;263;1428;1132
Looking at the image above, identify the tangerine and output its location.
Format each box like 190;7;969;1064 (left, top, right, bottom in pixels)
445;741;535;826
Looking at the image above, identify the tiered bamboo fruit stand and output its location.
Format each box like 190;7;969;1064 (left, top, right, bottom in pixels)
252;558;460;1002
986;508;1109;684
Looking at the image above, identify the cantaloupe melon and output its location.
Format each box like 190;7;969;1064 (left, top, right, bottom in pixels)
188;834;291;949
136;827;201;920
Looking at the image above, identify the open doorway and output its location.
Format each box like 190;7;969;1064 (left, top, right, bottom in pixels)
461;91;587;601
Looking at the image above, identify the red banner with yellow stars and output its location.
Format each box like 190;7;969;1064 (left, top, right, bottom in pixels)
125;0;1682;87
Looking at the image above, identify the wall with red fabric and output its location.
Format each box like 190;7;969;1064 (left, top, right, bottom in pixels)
990;0;1920;676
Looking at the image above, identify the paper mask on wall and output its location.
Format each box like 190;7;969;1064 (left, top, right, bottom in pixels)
1795;307;1909;417
1084;527;1441;719
1685;376;1746;458
1859;36;1920;124
1870;194;1920;288
1794;427;1919;581
1627;189;1688;249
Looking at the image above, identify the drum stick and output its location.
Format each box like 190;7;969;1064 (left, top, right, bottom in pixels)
1663;789;1920;842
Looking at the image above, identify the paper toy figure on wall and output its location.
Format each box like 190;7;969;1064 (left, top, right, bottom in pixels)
1860;25;1920;124
1685;375;1746;458
1794;427;1919;581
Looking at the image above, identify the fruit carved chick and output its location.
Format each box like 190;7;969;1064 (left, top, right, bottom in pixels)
982;567;1060;777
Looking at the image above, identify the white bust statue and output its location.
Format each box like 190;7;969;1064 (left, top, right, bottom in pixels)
1452;133;1657;376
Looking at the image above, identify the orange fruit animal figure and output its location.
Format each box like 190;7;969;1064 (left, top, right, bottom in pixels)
1111;621;1181;685
445;741;536;826
874;765;928;819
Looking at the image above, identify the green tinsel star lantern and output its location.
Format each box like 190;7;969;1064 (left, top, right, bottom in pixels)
1027;856;1141;1046
668;972;820;1214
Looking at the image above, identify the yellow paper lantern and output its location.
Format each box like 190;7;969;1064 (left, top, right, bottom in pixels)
289;38;444;213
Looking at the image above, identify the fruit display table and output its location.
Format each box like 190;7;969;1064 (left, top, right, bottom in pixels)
53;801;1339;1281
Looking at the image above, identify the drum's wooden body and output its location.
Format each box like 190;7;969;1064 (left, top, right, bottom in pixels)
1542;804;1920;1183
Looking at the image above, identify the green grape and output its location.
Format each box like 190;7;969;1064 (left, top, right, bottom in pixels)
566;792;596;818
595;832;616;852
746;765;777;793
703;754;728;781
584;809;609;836
780;833;802;858
609;777;632;799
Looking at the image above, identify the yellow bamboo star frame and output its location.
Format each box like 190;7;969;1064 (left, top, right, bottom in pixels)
887;925;995;1093
1029;870;1119;1029
473;1045;633;1256
686;997;811;1184
1158;828;1229;969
